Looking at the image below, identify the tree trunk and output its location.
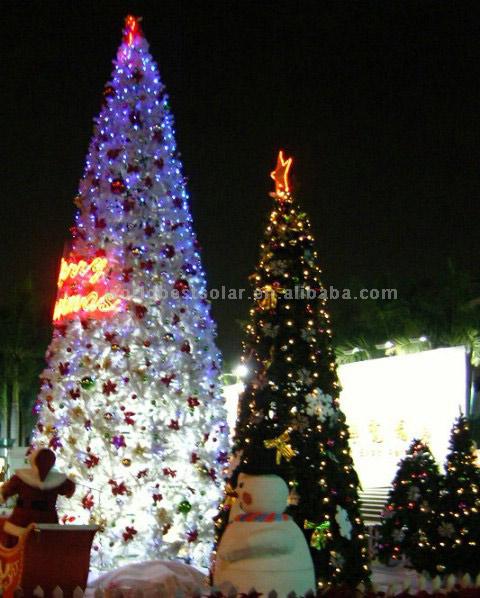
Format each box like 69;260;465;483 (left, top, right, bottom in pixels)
0;379;8;439
465;350;473;417
11;364;20;447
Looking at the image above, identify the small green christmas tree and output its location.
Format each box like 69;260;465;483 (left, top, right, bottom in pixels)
411;415;480;576
378;439;441;565
214;151;370;590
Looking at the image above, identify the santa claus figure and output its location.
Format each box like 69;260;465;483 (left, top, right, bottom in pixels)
0;448;75;545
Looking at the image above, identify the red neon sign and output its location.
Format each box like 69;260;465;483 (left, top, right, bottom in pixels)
53;256;121;322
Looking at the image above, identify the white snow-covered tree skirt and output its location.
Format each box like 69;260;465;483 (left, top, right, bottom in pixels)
86;561;207;597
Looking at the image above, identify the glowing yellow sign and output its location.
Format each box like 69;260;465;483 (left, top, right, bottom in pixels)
53;255;121;321
58;257;109;288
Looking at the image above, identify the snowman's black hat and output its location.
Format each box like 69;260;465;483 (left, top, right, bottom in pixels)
237;439;290;483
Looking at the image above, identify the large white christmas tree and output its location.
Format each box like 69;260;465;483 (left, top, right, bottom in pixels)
33;16;228;570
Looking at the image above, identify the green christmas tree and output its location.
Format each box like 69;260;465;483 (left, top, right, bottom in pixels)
215;151;370;590
378;439;441;565
412;415;480;576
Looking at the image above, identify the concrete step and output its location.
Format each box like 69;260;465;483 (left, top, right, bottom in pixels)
359;487;390;524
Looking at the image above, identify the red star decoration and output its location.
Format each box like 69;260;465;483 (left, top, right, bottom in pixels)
109;480;128;496
124;15;142;47
84;454;99;469
123;526;137;542
270;150;293;195
81;493;94;510
124;411;135;425
161;373;175;386
102;379;117;396
187;396;200;408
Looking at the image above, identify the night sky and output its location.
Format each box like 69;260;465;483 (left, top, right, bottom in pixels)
2;1;480;362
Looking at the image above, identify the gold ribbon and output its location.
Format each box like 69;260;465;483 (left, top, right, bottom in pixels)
304;520;330;550
223;481;238;509
264;431;296;464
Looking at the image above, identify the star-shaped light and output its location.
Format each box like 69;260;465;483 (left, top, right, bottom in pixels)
270;150;293;196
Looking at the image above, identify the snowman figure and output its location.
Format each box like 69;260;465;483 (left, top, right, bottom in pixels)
214;472;315;597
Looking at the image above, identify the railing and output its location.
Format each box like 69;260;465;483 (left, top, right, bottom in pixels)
8;572;480;598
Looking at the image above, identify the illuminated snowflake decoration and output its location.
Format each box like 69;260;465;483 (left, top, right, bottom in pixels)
438;522;455;538
268;259;289;276
335;505;352;540
297;368;313;386
305;387;335;421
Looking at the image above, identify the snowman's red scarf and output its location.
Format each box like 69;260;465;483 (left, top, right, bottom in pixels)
234;513;290;522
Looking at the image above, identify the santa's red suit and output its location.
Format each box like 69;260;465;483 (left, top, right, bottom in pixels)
0;448;75;545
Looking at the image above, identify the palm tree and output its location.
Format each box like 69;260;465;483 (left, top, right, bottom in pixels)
0;278;49;446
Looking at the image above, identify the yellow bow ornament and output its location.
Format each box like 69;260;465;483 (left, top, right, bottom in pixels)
264;430;296;464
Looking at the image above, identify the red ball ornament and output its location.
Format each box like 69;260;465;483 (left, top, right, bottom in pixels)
140;260;155;270
186;529;198;543
182;262;196;275
106;148;122;160
163;244;175;258
122;267;133;282
131;68;143;83
59;362;70;376
129;110;142;126
103;85;115;101
181;341;191;354
111;178;126;194
173;278;190;297
122;198;135;214
152;127;163;143
134;305;148;319
144;224;155;237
